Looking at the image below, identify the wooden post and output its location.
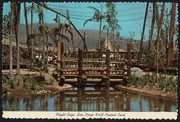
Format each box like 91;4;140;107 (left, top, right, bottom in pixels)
59;76;65;86
57;39;61;84
59;91;64;111
126;93;130;111
117;45;120;61
83;32;86;51
78;49;83;88
106;49;110;81
127;44;132;77
98;48;102;59
77;89;82;111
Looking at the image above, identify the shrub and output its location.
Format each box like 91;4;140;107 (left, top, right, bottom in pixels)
141;78;146;88
31;81;36;90
36;75;45;86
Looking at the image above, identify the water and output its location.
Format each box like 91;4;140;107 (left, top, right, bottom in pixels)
2;87;177;112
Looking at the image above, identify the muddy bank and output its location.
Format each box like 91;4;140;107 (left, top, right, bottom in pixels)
115;84;177;103
2;82;72;99
2;69;72;99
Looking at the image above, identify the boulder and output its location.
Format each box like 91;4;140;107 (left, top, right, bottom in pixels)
131;67;144;78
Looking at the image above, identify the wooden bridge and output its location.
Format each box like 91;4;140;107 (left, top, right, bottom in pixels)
55;42;137;88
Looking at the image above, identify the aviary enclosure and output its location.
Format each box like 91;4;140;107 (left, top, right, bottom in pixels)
2;1;178;114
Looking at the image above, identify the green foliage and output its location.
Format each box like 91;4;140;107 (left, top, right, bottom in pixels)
130;76;138;87
31;81;36;90
141;78;146;88
2;12;12;38
23;76;31;89
22;75;46;89
9;78;15;89
157;74;177;92
49;77;54;84
105;2;121;36
17;79;20;87
32;58;48;74
36;75;45;86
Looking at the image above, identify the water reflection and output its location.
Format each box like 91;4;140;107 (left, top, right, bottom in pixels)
2;87;177;112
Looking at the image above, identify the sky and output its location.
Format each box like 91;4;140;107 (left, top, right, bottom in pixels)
2;2;178;41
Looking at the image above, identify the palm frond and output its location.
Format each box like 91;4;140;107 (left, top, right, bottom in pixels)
65;28;73;41
83;18;95;27
55;34;70;43
102;25;109;32
88;6;101;14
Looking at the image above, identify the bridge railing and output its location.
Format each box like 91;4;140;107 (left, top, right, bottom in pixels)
58;44;136;79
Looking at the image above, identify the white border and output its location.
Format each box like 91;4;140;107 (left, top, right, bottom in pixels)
2;111;178;119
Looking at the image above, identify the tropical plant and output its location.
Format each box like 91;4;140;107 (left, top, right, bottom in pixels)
83;6;109;49
26;2;47;61
104;2;121;48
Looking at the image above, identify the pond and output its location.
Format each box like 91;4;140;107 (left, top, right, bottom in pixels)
2;87;177;112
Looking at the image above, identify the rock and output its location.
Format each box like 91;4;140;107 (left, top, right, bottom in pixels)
131;67;144;78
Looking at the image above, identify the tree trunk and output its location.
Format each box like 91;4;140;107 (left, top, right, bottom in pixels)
67;10;75;53
31;37;34;60
46;35;48;66
35;2;88;51
24;3;30;55
155;2;165;82
31;3;34;33
14;3;21;75
167;3;176;67
9;3;13;77
137;2;149;64
154;3;166;43
43;36;45;61
98;4;103;50
149;3;155;51
98;18;102;50
30;3;34;60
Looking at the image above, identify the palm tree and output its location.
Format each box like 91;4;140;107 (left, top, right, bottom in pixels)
83;6;108;49
26;2;46;60
104;2;121;50
28;23;72;69
27;2;45;32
